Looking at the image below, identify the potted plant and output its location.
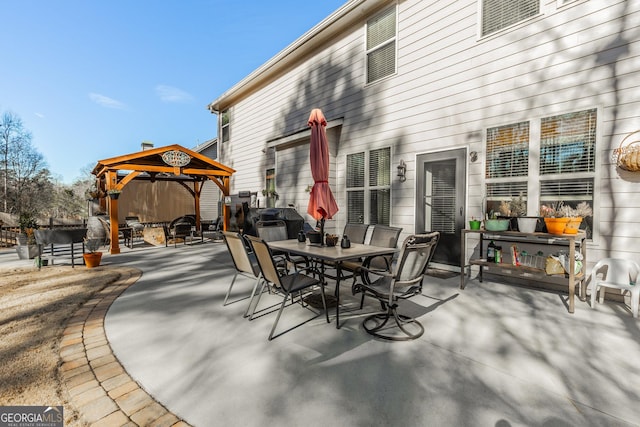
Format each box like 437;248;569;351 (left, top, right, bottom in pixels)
468;216;482;230
107;189;122;200
83;238;103;268
16;212;39;259
540;202;571;235
484;211;510;231
563;202;592;234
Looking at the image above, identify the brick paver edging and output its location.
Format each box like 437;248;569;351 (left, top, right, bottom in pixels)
59;267;192;427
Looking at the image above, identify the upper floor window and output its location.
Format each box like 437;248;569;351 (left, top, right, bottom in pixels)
346;147;391;225
481;0;540;37
220;109;230;143
366;6;397;84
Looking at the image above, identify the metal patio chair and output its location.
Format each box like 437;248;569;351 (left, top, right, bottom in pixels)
246;235;330;341
222;231;265;318
354;232;440;341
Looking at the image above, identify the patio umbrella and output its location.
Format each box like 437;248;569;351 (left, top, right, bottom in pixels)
307;108;339;230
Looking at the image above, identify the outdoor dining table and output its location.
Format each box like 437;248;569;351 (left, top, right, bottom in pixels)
267;239;398;329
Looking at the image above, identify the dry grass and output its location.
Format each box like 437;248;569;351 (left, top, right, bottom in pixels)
0;265;131;426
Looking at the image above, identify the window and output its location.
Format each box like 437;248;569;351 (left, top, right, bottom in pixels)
265;168;276;208
485;108;596;237
366;6;397;84
220;109;230;143
481;0;540;37
346;147;391;225
485;122;530;215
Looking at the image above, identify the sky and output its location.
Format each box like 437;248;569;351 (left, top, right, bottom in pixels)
1;0;347;184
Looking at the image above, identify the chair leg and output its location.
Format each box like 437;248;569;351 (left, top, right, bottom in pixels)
223;272;239;306
268;291;292;341
363;303;425;341
631;289;639;318
249;279;270;320
243;275;264;318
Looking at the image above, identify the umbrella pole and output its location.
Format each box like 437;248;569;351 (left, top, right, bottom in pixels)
320;217;325;246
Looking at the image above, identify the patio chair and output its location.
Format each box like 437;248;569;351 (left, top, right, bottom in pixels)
354;232;440;341
222;231;265;317
256;220;307;270
125;216;145;241
588;258;640;318
343;225;403;290
343;223;369;244
246;235;330;341
168;216;194;247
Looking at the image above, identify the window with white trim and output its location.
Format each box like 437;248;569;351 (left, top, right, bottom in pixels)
220;109;230;143
485;108;596;237
481;0;540;37
346;147;391;225
366;6;397;84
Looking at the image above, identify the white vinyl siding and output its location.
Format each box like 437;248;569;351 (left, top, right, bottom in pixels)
366;5;397;83
213;0;638;262
481;0;540;36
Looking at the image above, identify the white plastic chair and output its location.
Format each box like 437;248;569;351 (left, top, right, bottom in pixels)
588;258;640;318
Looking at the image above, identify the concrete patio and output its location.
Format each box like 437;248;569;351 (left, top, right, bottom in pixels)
100;241;639;427
3;239;639;426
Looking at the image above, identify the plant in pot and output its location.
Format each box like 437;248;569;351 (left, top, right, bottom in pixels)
15;212;39;260
83;238;103;268
484;211;510;231
562;202;592;234
107;189;122;200
468;216;482;230
540;202;571;235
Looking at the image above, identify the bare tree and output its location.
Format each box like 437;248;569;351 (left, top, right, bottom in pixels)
1;112;32;212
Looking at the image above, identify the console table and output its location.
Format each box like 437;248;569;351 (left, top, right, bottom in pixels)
460;229;587;313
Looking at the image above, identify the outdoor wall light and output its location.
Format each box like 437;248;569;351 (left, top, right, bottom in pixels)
397;160;407;182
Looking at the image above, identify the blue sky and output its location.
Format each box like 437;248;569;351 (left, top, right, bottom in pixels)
1;0;346;184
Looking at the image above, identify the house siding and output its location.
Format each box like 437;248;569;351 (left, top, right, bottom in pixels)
214;0;640;264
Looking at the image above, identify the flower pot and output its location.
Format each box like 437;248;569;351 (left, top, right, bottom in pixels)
517;217;540;234
83;252;102;268
544;217;570;235
484;219;510;231
564;217;583;234
469;220;481;230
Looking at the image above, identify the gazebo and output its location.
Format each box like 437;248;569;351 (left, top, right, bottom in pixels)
91;144;235;254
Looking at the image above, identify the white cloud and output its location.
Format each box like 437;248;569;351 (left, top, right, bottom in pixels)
35;112;45;118
155;85;194;103
89;93;127;109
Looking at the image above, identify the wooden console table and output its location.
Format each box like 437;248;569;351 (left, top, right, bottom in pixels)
460;229;587;313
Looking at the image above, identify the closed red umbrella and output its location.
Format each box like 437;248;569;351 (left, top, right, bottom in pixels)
307;108;339;223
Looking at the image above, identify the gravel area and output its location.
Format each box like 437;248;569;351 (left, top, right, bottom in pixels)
0;265;130;426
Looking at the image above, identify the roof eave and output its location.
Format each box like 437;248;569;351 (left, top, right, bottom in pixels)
207;0;392;113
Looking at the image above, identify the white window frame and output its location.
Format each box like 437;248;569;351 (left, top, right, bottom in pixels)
364;4;398;85
479;0;541;38
346;147;392;225
220;109;230;143
484;108;598;238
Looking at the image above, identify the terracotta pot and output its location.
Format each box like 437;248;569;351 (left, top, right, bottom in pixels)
83;252;102;268
564;217;583;234
544;217;570;235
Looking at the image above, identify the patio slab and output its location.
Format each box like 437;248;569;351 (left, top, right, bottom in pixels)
98;242;640;427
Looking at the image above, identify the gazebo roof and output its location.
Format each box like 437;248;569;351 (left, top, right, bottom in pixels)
91;144;234;189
